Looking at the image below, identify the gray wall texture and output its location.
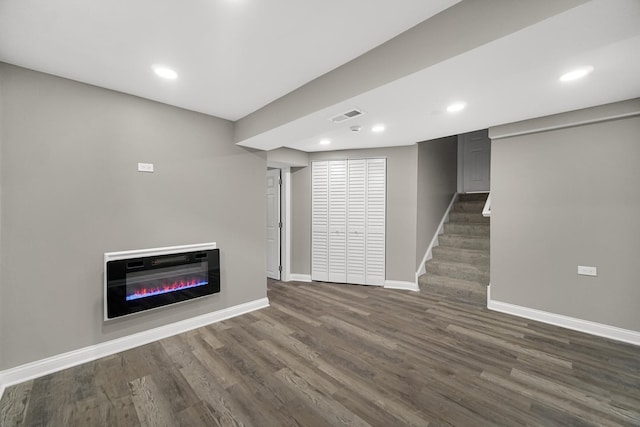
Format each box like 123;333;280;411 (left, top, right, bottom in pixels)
416;137;458;269
489;100;640;332
291;146;418;283
0;63;267;369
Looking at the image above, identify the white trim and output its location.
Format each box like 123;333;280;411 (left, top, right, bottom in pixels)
266;168;281;280
104;242;216;262
282;167;292;282
482;193;491;217
384;280;419;292
415;193;458;284
0;297;269;399
289;274;312;282
489;111;640;140
488;295;640;347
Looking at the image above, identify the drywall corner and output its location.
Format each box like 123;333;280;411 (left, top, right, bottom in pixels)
267;147;309;168
416;136;458;269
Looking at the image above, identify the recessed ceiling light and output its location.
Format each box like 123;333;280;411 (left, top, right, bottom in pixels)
446;102;466;113
152;65;178;80
559;66;594;82
319;139;331;145
372;124;385;132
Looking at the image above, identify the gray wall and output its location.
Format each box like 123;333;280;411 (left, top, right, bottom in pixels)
291;145;418;283
489;100;640;332
291;166;312;275
0;68;3;369
235;0;587;143
416;137;458;269
267;147;309;168
0;63;267;370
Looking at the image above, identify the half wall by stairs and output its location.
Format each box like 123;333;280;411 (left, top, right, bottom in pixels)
418;193;489;305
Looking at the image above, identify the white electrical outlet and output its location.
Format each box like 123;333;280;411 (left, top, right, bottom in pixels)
577;265;597;276
138;162;154;173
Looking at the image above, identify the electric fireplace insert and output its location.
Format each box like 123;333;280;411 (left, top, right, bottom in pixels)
105;243;220;320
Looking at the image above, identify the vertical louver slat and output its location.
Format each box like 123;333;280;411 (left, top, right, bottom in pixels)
347;159;366;284
311;161;329;281
366;158;386;285
328;160;347;283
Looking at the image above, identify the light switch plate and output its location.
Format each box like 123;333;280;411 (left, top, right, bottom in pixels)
577;265;597;276
138;162;154;173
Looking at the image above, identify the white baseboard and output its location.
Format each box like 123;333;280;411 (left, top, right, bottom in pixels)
488;293;640;346
415;193;458;283
289;274;312;282
0;297;269;399
384;280;419;292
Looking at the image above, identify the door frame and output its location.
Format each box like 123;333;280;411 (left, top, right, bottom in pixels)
266;168;281;280
457;129;491;193
266;166;292;282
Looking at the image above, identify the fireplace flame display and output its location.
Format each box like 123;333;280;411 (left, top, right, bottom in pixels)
126;277;208;301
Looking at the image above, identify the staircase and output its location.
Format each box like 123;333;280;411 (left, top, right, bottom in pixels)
418;193;489;306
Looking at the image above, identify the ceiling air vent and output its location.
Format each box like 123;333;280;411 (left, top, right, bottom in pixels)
329;108;365;123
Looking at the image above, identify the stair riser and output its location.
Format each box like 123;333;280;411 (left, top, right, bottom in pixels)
419;281;486;306
426;261;489;283
452;201;485;213
457;193;489;202
432;247;489;267
444;223;490;237
448;212;489;224
438;235;490;251
426;260;489;285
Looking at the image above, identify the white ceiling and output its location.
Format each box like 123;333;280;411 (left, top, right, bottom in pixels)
238;0;640;152
0;0;459;121
1;0;638;154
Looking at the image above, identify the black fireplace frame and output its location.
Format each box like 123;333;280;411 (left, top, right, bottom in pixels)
105;246;220;320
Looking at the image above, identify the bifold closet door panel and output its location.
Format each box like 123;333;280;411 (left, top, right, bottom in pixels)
346;159;366;285
328;160;347;283
311;161;329;281
312;158;386;286
366;158;386;286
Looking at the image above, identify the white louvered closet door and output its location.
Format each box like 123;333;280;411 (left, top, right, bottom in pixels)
312;158;386;286
311;162;329;281
346;159;366;284
328;160;347;283
365;158;386;286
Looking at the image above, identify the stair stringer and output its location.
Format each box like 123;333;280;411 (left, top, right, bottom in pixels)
415;192;458;287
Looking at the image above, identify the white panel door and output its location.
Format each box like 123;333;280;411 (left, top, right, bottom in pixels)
328;160;347;283
311;162;329;281
365;158;386;286
461;129;491;193
346;159;366;284
266;169;281;280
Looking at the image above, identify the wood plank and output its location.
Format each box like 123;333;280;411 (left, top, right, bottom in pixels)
0;380;33;426
129;375;181;427
2;278;639;426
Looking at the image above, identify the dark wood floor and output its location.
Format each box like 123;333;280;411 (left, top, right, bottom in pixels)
2;280;639;426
